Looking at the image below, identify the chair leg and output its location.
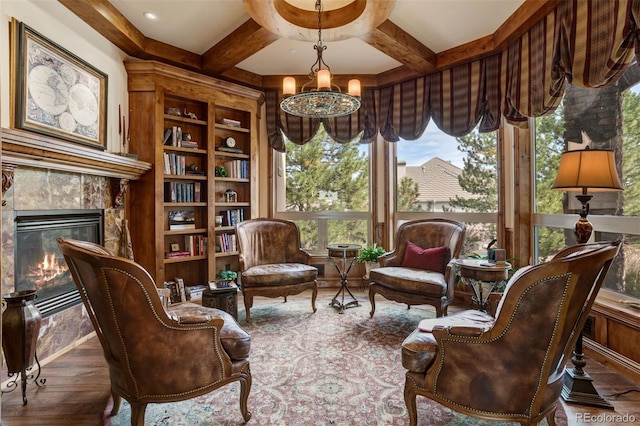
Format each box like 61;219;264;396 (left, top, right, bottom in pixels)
311;285;318;313
239;367;253;422
110;390;122;416
404;377;418;426
244;294;253;323
545;408;557;426
130;402;147;426
369;288;377;317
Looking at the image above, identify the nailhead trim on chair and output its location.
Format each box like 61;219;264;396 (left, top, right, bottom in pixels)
429;272;572;419
100;267;229;399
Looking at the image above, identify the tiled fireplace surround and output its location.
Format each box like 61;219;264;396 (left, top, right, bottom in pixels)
1;128;150;381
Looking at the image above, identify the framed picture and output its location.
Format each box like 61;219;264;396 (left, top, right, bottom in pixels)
170;243;180;252
12;20;108;150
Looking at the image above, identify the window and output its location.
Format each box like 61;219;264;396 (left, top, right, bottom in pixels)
534;69;640;301
396;123;499;256
274;125;370;252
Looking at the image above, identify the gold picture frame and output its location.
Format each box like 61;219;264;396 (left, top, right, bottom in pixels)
12;20;108;150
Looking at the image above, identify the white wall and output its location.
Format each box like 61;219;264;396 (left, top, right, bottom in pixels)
1;0;130;153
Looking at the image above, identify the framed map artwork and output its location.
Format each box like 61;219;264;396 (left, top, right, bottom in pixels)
12;20;108;150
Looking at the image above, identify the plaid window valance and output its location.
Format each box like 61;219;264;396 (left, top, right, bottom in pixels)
267;0;640;151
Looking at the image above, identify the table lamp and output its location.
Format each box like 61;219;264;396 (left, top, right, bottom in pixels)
552;147;623;244
552;145;623;408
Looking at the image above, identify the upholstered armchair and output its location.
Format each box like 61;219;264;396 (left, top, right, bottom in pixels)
401;241;620;425
57;238;252;426
236;218;318;322
369;219;466;318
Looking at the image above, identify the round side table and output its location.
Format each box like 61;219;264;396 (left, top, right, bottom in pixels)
327;244;362;313
455;259;511;313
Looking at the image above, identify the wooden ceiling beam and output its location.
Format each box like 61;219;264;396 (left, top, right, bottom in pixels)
60;0;560;88
202;19;280;77
58;0;201;70
359;20;437;75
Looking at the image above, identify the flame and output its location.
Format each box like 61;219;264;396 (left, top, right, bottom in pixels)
28;252;69;288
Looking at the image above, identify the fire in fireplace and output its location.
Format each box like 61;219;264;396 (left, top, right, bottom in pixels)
14;209;104;317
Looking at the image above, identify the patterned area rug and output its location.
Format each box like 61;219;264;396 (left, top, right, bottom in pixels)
110;294;567;425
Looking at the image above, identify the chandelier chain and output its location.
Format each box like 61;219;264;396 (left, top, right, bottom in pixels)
311;0;328;80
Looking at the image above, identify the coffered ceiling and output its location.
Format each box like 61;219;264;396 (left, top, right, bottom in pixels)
59;0;561;89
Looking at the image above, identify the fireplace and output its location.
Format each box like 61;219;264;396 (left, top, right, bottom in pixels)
14;209;104;317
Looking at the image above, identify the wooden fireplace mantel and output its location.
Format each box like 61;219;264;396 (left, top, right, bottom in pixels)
2;127;152;208
1;127;151;180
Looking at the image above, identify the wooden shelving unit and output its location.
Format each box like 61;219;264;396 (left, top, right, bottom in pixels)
125;61;261;293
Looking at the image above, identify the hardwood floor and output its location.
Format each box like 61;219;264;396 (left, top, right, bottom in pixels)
2;289;639;425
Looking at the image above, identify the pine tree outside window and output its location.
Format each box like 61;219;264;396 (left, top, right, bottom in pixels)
274;124;371;252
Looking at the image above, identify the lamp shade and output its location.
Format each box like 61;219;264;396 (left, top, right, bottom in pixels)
283;77;296;96
552;148;623;192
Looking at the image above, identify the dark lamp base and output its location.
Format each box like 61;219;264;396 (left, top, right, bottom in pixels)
562;367;614;409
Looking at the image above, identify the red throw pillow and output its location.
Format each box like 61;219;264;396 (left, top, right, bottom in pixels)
401;241;447;273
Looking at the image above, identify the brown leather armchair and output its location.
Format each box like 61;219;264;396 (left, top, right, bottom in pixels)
401;241;620;425
369;219;466;317
57;238;252;426
236;218;318;322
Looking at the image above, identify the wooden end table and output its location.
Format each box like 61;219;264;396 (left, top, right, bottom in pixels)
202;283;238;319
455;259;511;313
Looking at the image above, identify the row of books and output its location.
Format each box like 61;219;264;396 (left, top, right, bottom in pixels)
217;232;237;253
165;181;201;203
219;208;244;226
163;152;188;175
163;279;207;303
164;277;187;304
184;234;207;256
163;126;199;149
223;160;249;179
185;285;207;300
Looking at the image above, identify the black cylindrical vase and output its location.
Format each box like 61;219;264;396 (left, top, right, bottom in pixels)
2;290;42;373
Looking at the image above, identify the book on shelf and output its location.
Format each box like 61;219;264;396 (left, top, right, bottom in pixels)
222;118;241;127
218;208;244;226
179;139;198;149
185;285;207;301
165;182;196;203
216;232;237;253
168;209;195;230
163;128;172;145
163;126;183;147
175;277;187;302
217;146;243;154
193;182;201;202
223;159;249;179
164;280;181;304
163;152;187;175
165;250;191;259
184;234;207;256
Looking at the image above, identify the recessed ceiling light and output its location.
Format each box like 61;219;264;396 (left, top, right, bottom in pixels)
143;11;157;20
290;49;298;55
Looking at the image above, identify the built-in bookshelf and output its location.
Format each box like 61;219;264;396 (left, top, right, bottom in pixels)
213;106;252;275
125;61;261;297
